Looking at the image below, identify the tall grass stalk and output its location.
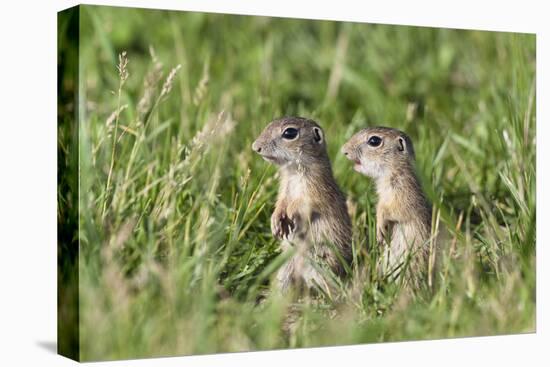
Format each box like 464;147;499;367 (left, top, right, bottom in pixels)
101;51;128;219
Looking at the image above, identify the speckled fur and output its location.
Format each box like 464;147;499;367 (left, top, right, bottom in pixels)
252;117;352;294
342;127;432;288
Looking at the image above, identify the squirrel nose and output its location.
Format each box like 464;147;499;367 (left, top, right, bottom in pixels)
252;141;262;153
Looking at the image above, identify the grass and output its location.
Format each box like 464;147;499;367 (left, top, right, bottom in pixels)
65;5;535;361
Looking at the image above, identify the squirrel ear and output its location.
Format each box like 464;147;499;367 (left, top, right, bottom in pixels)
313;127;324;144
397;136;415;158
397;137;406;152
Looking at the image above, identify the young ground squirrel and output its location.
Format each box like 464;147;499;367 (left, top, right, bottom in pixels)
341;127;432;288
252;117;352;295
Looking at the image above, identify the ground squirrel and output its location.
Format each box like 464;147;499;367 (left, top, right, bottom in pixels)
341;127;432;288
252;117;352;295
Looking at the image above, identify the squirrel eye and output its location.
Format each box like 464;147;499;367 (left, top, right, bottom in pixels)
367;135;382;147
282;127;299;140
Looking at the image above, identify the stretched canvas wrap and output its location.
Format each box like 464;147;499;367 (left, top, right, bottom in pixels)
58;4;536;362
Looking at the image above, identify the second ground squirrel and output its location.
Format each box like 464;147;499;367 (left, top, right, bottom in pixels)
342;127;433;288
252;117;352;295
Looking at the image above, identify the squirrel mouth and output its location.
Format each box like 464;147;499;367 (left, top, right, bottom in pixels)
261;155;281;164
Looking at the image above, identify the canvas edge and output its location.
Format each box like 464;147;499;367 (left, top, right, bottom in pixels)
57;4;81;362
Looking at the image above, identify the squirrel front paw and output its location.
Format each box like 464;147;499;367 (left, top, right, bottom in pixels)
271;211;295;240
376;229;385;246
376;221;392;246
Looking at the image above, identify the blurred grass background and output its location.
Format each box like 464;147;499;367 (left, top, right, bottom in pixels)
67;5;535;361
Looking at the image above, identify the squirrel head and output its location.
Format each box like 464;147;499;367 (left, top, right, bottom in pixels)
341;127;415;179
252;116;328;168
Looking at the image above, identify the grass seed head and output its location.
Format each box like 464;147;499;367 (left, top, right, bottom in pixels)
117;51;129;84
160;64;182;98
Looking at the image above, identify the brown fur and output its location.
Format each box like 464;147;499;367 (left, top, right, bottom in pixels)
252;117;352;294
341;127;432;288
